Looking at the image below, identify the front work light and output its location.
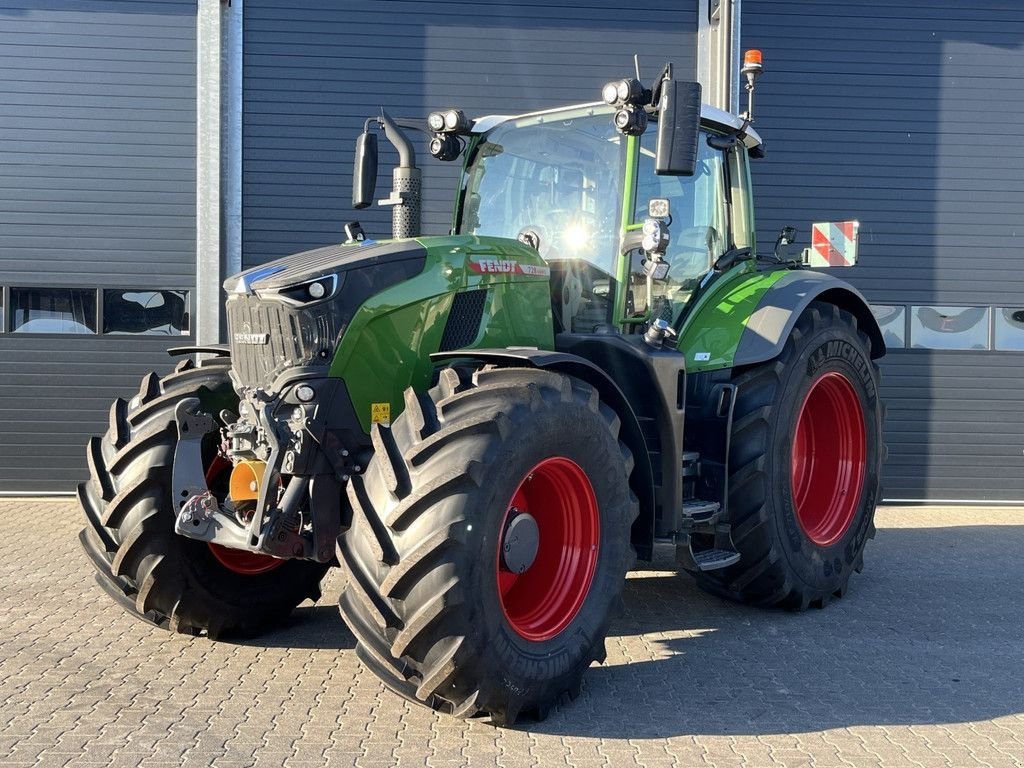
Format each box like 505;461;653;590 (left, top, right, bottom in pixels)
614;106;648;137
443;109;469;132
427;112;445;132
429;134;461;162
428;109;470;134
427;107;471;162
601;81;620;105
641;218;669;256
602;78;645;106
602;67;655;138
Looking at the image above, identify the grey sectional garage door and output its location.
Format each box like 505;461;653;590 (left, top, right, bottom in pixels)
0;1;196;493
242;0;697;264
744;0;1024;502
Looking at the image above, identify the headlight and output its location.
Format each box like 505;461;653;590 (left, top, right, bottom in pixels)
260;274;339;305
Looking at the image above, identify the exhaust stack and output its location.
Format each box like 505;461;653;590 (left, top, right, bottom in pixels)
351;110;422;239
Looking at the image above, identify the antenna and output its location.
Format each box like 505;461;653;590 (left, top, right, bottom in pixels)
634;54;642;82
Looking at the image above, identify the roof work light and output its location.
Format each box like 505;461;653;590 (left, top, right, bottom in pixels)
602;73;654;138
426;108;470;161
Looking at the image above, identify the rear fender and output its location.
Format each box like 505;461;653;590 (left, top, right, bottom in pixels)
735;270;885;367
431;347;657;561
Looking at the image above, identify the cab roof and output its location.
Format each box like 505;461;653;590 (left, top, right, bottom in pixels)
471;101;764;153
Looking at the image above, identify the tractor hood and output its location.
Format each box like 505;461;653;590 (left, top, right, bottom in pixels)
224;239;426;295
221;234;552;399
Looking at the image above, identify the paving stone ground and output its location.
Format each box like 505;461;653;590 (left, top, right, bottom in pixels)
1;501;1022;767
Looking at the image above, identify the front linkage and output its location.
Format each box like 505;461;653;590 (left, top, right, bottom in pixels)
172;388;345;565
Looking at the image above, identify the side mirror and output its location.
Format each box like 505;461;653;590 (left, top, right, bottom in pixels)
352;131;378;209
655;80;702;176
774;225;797;259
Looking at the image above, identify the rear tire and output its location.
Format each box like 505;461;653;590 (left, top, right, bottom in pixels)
78;357;331;638
336;366;638;725
696;301;883;609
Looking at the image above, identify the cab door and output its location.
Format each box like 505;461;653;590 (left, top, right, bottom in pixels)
621;131;733;326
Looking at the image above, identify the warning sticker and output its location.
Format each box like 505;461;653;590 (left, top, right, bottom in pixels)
370;402;391;426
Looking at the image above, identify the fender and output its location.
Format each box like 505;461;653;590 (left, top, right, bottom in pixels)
431;346;659;561
735;270;885;367
167;344;231;358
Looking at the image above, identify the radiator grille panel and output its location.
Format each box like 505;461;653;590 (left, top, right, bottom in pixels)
227;294;336;390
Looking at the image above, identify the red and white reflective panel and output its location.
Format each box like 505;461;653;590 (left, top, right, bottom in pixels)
808;221;859;268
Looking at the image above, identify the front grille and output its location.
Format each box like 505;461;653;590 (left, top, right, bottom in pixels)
227;294;337;391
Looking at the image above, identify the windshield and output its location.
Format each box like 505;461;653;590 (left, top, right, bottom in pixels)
457;107;625;331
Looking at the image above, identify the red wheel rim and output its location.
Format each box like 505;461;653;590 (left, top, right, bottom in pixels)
496;457;600;642
204;456;283;575
790;371;867;547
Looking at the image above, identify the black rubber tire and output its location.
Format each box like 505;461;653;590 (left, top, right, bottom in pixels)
696;301;884;610
78;357;331;638
336;366;638;725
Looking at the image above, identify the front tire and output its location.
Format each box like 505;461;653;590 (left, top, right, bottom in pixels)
697;301;884;609
336;366;638;725
78;357;331;638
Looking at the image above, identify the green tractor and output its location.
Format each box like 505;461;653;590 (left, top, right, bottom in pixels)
79;56;884;725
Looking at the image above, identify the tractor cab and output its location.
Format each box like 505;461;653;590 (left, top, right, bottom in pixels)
453;101;762;334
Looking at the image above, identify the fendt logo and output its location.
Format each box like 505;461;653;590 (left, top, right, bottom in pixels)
233;322;269;345
468;259;550;277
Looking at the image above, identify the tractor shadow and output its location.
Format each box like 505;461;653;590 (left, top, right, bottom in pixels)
230;568;356;649
233;602;356;650
532;524;1024;738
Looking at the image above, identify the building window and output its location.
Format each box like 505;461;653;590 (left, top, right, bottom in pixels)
994;308;1024;351
103;289;190;335
910;306;990;350
871;305;906;348
9;287;97;334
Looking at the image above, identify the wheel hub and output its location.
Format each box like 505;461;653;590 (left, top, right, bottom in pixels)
791;371;867;547
501;509;540;574
496;457;600;642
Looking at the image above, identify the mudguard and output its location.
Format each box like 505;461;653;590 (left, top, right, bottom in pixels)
735;270;885;367
431;346;658;561
167;344;230;357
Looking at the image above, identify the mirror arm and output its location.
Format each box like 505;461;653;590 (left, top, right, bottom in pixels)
713;246;753;272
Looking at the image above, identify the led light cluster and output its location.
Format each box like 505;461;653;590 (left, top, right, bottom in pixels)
641;218;669;256
427;109;470;161
601;77;650;137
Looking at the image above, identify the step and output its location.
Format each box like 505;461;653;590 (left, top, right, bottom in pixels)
680;499;720;524
691;548;741;572
681;451;701;477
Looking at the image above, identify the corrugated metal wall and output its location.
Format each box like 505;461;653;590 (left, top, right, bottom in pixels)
744;0;1024;501
242;0;697;265
0;1;196;493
